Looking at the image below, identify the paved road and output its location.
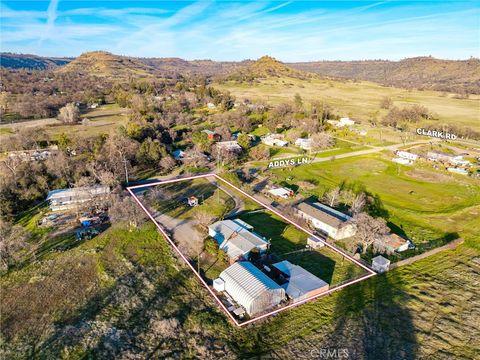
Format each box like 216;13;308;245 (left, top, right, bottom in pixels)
248;138;443;166
308;139;444;163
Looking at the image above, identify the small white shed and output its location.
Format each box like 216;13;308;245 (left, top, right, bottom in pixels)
213;278;225;292
372;255;390;273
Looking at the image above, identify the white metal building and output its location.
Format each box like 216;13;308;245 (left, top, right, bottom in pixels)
268;187;294;199
392;157;413;165
273;261;329;302
219;261;285;316
46;186;110;211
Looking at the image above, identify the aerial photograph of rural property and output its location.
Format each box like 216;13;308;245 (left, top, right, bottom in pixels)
0;0;479;359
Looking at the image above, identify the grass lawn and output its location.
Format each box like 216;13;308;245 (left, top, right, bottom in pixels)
238;211;307;254
150;177;235;220
282;247;367;285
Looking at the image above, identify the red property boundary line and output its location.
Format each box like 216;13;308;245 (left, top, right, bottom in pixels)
127;173;376;327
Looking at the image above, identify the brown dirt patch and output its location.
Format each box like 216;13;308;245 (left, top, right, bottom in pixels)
405;169;454;183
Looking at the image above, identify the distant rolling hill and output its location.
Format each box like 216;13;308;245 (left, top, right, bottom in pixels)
289;57;480;94
0;53;72;70
225;55;315;82
2;52;478;93
57;51;155;78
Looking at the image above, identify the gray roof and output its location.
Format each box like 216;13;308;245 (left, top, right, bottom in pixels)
296;202;351;229
209;219;268;258
273;261;328;299
372;255;390;265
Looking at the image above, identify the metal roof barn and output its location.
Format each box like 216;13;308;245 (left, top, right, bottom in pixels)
219;261;285;316
272;261;329;302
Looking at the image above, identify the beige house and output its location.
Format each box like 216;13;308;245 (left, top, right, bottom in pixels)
296;202;356;240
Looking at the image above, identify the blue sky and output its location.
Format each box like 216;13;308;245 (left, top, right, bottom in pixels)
1;1;479;61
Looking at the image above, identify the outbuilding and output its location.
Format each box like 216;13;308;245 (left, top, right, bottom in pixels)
219;261;285;316
272;261;329;302
268;187;294;199
372;255;390;273
46;186;110;211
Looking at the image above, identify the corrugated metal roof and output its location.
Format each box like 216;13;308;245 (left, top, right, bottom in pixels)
273;261;328;300
46;185;110;200
220;261;284;315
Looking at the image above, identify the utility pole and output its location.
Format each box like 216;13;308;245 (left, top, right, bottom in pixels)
197;248;201;274
216;146;221;204
117;149;129;185
123;158;129;185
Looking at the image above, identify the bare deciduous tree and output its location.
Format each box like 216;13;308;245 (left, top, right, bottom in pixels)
249;146;270;160
193;210;215;229
323;186;341;207
351;192;367;215
354;212;390;253
0;219;31;271
108;194;146;229
310;132;334;152
57;103;80;124
160;156;176;173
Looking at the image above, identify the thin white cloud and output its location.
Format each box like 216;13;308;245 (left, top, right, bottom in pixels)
1;0;478;60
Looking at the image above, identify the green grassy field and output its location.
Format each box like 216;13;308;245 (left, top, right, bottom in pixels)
3;221;478;358
268;154;480;247
150;177;235;220
216;77;480;128
47;104;128;138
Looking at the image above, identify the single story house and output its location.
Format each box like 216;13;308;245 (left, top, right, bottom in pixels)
296;202;356;240
208;219;269;261
268;187;294;199
376;233;410;253
448;167;469;175
327;117;355;128
272;261;329;302
218;261;285;316
216;141;243;152
395;151;418;161
295;138;312;150
262;134;289;147
46;185;110;211
202;129;221;142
